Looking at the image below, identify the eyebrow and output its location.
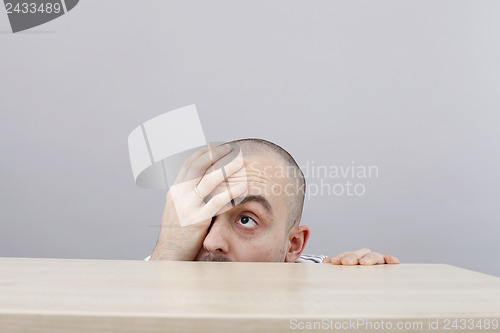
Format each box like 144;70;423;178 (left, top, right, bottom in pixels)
234;195;273;215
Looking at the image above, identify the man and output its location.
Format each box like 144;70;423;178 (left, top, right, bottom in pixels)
148;138;399;265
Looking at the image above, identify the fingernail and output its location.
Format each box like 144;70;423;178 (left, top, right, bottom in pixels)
223;144;232;150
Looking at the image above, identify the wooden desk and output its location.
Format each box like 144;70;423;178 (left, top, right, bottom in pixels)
0;258;499;332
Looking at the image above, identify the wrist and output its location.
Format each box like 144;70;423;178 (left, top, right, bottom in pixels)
150;241;198;261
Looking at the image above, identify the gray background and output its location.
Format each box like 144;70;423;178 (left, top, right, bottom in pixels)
1;1;499;276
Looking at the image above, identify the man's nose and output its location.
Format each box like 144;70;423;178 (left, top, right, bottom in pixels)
202;216;230;254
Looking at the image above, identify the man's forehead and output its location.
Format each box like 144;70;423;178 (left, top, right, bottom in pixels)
213;150;290;187
209;149;291;207
235;194;273;213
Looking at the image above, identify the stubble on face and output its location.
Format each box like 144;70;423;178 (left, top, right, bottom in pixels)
200;253;231;262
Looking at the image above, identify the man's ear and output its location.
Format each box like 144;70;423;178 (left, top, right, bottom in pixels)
285;225;310;263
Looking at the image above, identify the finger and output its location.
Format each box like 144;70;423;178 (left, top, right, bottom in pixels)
183;145;211;166
384;255;400;264
330;252;352;265
330;256;342;265
353;248;371;259
196;157;245;199
174;146;211;183
185;144;233;180
359;252;385;265
322;257;332;263
371;252;386;264
203;182;248;217
359;252;384;265
341;254;359;265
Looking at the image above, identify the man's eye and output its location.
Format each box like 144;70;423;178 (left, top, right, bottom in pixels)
236;216;257;228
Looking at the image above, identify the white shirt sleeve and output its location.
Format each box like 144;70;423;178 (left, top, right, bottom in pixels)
144;254;326;263
295;254;327;263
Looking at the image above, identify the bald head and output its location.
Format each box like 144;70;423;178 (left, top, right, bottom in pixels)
226;138;306;231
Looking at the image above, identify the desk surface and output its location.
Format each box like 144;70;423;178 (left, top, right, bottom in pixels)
0;258;499;333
